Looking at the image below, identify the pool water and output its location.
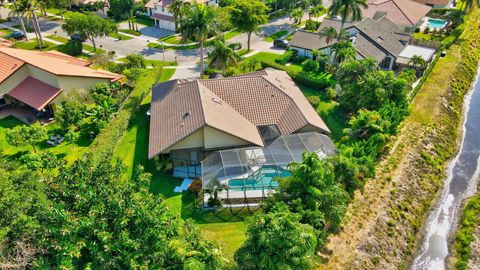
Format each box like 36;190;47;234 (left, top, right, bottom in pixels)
428;18;447;29
228;166;291;191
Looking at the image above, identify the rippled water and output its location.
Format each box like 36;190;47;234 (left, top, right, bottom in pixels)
412;65;480;270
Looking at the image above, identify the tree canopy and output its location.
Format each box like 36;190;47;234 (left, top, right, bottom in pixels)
229;0;269;51
62;12;117;50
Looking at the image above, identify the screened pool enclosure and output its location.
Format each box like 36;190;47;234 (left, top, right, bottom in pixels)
201;132;337;202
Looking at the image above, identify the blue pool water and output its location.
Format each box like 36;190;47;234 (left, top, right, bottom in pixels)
228;166;291;191
428;18;447;29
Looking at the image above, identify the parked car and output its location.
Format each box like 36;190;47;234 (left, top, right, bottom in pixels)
70;33;86;42
273;39;288;48
5;31;25;40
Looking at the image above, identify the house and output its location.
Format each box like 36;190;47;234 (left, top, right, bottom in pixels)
289;17;407;70
361;0;432;33
148;69;335;180
145;0;219;31
0;47;121;117
411;0;451;8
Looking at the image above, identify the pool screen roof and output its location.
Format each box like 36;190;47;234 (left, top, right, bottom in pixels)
201;132;337;189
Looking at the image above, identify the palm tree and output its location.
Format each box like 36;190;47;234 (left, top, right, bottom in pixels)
14;0;44;47
408;54;426;76
328;0;368;40
331;40;355;65
208;38;240;76
9;0;29;41
180;3;217;77
168;0;191;33
320;26;338;45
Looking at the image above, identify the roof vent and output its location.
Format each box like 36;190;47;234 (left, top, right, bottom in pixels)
212;97;222;104
183;111;191;119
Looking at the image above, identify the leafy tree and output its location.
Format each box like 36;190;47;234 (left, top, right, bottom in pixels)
56;100;87;130
108;0;135;20
62;12;117;51
337;61;409;113
6;123;47;153
235;203;317;270
265;152;349;233
19;151;61;180
9;0;29;40
0;162;48;269
343;109;390;140
229;0;269;51
180;3;218;76
39;159;225;269
208;38;240;75
328;0;367;40
309;4;325;21
124;53;146;69
53;0;75;19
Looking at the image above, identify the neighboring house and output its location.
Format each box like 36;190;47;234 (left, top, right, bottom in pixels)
148;69;333;179
411;0;451;8
145;0;219;31
289;17;407;70
362;0;432;33
0;47;121;115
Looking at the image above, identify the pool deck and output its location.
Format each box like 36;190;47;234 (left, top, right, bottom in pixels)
419;17;449;32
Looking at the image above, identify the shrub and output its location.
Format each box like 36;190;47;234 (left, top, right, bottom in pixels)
326;87;337;100
123;68;143;82
423;26;430;34
305;20;321;31
124;54;146;69
275;50;295;65
189;179;203;197
228;42;242;50
414;28;420;33
307;96;320;108
291;52;309;64
58;40;83;56
302;59;319;73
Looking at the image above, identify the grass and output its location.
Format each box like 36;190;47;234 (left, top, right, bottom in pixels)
264;30;289;42
44;35;105;53
117;16;155;27
454;193;480;269
108;31;134;41
118;29;142;36
224;30;241;40
237;49;253;57
158;34;194;44
0;28;14;37
0;116;91;164
13;39;58;51
412;32;432;40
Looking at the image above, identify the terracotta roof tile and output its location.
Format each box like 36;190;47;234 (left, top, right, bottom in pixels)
8;77;62;111
148;69;330;158
0;52;25;83
0;48;122;81
363;0;431;26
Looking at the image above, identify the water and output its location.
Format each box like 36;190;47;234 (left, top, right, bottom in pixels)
428;18;448;29
412;65;480;270
228;166;290;191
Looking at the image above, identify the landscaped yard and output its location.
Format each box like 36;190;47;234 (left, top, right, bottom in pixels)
0;116;91;164
13;38;58;51
108;31;134;41
158;34;194;44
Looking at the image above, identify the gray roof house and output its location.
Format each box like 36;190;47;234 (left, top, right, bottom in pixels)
289;17;409;70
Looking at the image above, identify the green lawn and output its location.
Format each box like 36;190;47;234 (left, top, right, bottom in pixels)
0;116;91;164
158;35;194;44
45;35;104;54
0;28;14;37
118;29;142;36
224;30;241;40
108;32;134;41
264;30;289;42
13;39;58;51
412;32;432;40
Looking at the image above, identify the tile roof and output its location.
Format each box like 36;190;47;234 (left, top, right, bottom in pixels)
412;0;450;6
0;52;25;83
289;30;330;50
151;13;175;22
355;17;405;57
0;48;122;81
148;69;330;158
8;77;62;111
362;0;431;26
318;18;354;33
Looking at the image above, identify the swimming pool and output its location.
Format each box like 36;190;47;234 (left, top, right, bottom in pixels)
228;166;291;191
427;18;447;29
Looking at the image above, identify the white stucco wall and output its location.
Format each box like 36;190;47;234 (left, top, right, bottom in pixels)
203;126;251;149
0;65;29;96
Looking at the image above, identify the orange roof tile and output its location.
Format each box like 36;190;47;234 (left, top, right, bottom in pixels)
0;52;25;83
8;77;62;111
0;47;122;81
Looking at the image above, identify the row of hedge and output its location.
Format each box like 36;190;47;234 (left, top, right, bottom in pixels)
87;66;164;162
